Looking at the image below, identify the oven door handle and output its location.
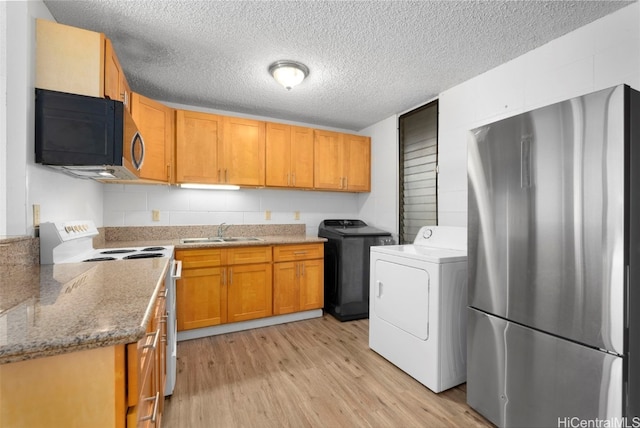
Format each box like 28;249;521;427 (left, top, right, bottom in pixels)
171;260;182;280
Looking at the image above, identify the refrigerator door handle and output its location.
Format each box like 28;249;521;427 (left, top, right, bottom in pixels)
520;136;532;188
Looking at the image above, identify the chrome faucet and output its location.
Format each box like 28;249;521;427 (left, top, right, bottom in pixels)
217;223;231;238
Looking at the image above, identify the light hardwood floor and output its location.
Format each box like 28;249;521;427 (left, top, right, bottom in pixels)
163;315;493;427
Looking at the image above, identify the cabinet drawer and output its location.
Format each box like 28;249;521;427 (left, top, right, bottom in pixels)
226;246;272;265
273;243;324;262
176;248;224;268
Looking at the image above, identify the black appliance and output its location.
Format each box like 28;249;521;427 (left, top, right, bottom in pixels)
35;88;144;180
318;219;393;321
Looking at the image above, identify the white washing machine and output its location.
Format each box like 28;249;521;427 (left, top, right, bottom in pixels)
369;226;467;393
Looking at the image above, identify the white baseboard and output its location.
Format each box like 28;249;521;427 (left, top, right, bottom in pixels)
177;309;324;342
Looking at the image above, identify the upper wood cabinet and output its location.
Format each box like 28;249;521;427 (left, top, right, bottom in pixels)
104;38;131;112
314;130;371;192
175;110;224;184
266;123;314;188
342;133;371;192
36;19;131;111
175;111;266;187
131;92;175;183
222;117;266;187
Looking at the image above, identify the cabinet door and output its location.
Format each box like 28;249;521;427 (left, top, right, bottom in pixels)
175;110;223;184
299;259;324;311
273;262;298;315
227;264;273;323
314;130;344;190
265;122;291;187
290;126;314;188
344;134;371;192
104;38;130;111
131;93;174;182
223;116;265;186
176;267;226;330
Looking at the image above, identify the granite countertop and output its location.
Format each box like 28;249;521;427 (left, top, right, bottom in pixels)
0;257;170;364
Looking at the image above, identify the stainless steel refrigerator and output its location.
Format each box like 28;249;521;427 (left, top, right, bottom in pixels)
467;84;639;427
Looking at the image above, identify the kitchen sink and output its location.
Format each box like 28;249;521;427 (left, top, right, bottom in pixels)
179;237;224;244
179;237;263;244
220;237;263;242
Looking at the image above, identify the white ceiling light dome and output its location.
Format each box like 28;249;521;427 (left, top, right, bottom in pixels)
269;60;309;90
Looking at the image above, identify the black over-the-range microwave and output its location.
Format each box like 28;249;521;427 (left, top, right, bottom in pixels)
34;88;145;180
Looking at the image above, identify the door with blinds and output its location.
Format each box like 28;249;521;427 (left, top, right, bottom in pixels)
399;101;438;244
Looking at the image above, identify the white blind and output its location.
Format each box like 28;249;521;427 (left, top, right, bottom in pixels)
399;101;438;244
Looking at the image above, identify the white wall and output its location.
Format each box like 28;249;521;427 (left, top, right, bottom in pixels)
0;2;6;236
4;1;103;236
361;3;640;231
103;184;360;236
357;115;399;238
436;2;639;227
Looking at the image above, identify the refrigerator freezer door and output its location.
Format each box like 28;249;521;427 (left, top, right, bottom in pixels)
468;85;626;354
467;308;623;427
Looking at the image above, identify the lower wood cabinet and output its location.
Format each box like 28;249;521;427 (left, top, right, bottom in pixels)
273;244;324;315
0;284;167;428
176;243;323;331
127;282;167;427
176;246;272;331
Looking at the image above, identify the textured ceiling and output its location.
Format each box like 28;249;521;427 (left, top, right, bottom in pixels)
43;0;634;131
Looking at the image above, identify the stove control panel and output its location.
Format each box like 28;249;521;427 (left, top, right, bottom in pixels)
45;221;99;241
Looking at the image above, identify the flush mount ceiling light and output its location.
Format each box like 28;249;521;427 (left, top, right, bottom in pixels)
269;60;309;90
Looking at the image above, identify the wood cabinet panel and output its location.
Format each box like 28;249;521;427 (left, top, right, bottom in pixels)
227;263;273;323
290;126;315;188
175;110;223;184
273;243;324;262
104;38;130;112
344;134;371;192
265;122;290;187
314;130;370;192
299;258;324;311
273;244;324;315
314;130;344;190
177;266;226;330
176;248;224;269
273;261;298;315
266;124;314;188
36;19;105;98
223;116;265;186
0;346;126;428
226;246;272;265
131;92;175;182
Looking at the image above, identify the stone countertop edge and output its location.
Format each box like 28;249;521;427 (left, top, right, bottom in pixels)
0;258;170;365
102;235;327;249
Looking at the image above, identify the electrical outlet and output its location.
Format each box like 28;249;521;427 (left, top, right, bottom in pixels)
294;210;300;220
265;210;271;220
33;204;41;227
152;210;160;222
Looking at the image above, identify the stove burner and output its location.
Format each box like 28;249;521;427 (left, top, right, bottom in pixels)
83;257;117;262
123;253;164;260
142;247;166;252
100;249;136;254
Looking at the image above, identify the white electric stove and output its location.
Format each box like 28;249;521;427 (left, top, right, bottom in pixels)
39;220;180;396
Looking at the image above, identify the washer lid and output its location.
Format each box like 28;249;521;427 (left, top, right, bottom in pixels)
319;219;391;237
